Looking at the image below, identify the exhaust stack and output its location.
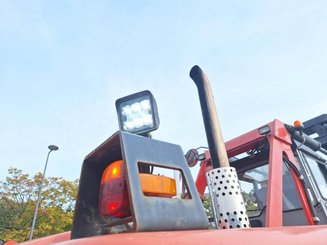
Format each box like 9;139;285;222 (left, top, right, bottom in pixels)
190;65;250;229
190;65;229;169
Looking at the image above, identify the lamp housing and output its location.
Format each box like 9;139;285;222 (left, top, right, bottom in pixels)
115;90;160;135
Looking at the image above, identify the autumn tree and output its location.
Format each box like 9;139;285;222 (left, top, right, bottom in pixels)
0;168;78;243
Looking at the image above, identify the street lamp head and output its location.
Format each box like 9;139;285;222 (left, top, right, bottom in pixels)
48;145;59;151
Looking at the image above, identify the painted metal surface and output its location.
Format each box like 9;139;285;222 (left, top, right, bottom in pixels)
21;232;70;245
288;167;315;225
21;226;327;245
121;131;208;232
266;127;284;226
195;120;315;227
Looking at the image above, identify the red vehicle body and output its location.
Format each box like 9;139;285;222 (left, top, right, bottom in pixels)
21;66;327;244
196;119;327;227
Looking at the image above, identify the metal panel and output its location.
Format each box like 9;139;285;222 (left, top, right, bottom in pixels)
120;131;208;231
71;132;123;239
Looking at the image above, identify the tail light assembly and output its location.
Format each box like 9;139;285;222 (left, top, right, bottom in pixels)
99;160;177;219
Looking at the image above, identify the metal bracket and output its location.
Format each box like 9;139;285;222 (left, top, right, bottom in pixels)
71;131;208;239
121;131;208;231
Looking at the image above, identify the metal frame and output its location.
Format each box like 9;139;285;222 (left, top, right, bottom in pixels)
296;149;327;223
303;114;327;149
121;132;208;231
195;119;315;227
71;131;208;239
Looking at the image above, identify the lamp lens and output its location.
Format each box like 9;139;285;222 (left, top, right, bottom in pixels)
120;98;154;132
116;90;159;135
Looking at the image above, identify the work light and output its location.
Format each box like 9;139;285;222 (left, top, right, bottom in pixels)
115;90;160;135
258;125;271;135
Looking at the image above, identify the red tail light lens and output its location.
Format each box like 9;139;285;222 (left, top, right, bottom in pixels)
99;160;131;218
99;160;178;219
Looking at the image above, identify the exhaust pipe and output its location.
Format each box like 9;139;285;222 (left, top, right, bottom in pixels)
190;65;229;169
190;65;250;229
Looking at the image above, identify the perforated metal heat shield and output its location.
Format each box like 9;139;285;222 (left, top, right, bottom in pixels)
206;167;250;229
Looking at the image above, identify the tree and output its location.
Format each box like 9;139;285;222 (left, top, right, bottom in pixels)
0;168;78;243
242;190;260;217
202;191;259;229
202;195;215;229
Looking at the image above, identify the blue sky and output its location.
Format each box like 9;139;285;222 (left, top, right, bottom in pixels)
1;1;327;181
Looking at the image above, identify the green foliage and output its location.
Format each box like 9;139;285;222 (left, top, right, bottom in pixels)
242;191;260;217
0;168;78;243
202;196;213;218
202;191;259;228
202;196;215;229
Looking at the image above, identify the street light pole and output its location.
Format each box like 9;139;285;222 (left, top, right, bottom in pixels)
29;145;59;241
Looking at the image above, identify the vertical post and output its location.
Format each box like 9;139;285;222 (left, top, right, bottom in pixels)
265;137;283;227
29;145;58;240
